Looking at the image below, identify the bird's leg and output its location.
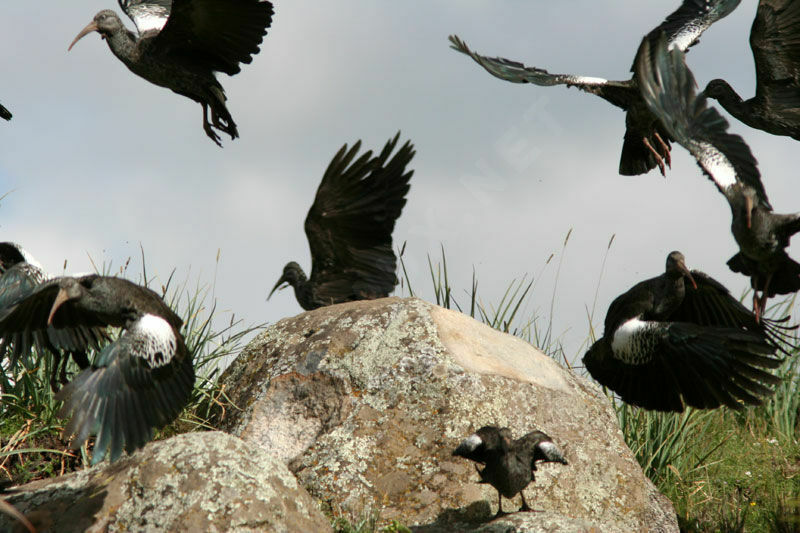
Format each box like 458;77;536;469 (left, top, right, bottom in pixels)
759;273;773;320
753;289;762;323
642;137;666;176
654;132;671;168
493;491;507;519
50;352;64;392
201;103;223;147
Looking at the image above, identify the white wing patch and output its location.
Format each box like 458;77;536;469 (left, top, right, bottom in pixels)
611;318;658;364
695;140;737;190
461;434;482;452
129;313;177;368
570;75;609;86
536;440;564;462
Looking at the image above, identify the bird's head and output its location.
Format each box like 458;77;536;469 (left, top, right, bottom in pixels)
47;278;87;325
68;10;124;51
268;262;306;300
703;79;735;102
666;251;697;290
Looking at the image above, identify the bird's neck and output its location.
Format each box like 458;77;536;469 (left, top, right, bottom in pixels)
104;29;139;67
707;82;750;122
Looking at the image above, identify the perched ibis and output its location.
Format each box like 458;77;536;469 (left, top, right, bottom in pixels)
0;103;10;121
0;274;194;464
269;133;415;311
637;33;800;318
0;243;97;387
705;0;800;140
68;0;274;146
583;252;790;412
449;0;742;176
453;426;568;517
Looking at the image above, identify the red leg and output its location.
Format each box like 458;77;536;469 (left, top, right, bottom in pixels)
643;137;666;176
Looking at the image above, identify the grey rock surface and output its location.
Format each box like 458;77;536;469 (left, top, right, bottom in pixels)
0;431;332;533
217;297;679;532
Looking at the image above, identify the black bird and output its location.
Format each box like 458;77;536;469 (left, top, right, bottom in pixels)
0;275;195;464
0;103;10;121
68;0;274;146
269;133;414;311
583;251;789;412
0;243;97;387
449;0;742;176
453;426;568;518
637;33;800;319
705;0;800;140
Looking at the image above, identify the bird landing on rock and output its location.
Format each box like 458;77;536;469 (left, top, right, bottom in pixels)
269;132;414;310
68;0;274;146
453;426;568;518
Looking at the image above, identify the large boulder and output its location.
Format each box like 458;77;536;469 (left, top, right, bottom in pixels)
0;431;332;533
218;297;678;532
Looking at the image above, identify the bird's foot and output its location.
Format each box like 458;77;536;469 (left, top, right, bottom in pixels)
654;132;671;168
753;292;762;323
492;509;509;519
643;137;666;176
203;122;223;147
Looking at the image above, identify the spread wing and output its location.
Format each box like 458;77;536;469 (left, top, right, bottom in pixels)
0;275;110;364
56;315;194;464
750;0;800;111
646;0;742;54
146;0;274;75
304;133;414;304
636;33;771;208
118;0;172;34
514;430;567;467
583;321;781;412
448;35;634;109
0;102;10;121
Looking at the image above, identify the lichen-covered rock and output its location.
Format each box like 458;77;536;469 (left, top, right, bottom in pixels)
218;297;678;532
0;432;332;533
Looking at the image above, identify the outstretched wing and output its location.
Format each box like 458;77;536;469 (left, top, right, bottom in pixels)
750;0;800;111
0;275;111;364
515;430;568;467
146;0;274;76
118;0;172;34
56;314;194;464
448;35;634;109
0;102;10;121
304;133;414;304
583;321;781;412
636;33;771;208
646;0;742;54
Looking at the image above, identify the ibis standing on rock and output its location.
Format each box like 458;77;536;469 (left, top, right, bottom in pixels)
637;33;800;319
269;133;415;311
0;274;195;464
452;426;568;518
68;0;274;146
705;0;800;140
449;0;742;176
583;252;790;412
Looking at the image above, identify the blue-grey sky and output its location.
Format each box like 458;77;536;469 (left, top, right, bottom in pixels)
1;1;796;363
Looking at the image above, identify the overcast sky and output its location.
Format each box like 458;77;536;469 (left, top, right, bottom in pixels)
1;1;796;365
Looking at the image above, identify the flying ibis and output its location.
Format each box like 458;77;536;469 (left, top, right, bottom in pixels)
449;0;742;176
68;0;274;146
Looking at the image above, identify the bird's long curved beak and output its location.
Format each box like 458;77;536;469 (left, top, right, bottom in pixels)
267;276;289;300
48;288;72;325
676;258;698;290
68;21;99;51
